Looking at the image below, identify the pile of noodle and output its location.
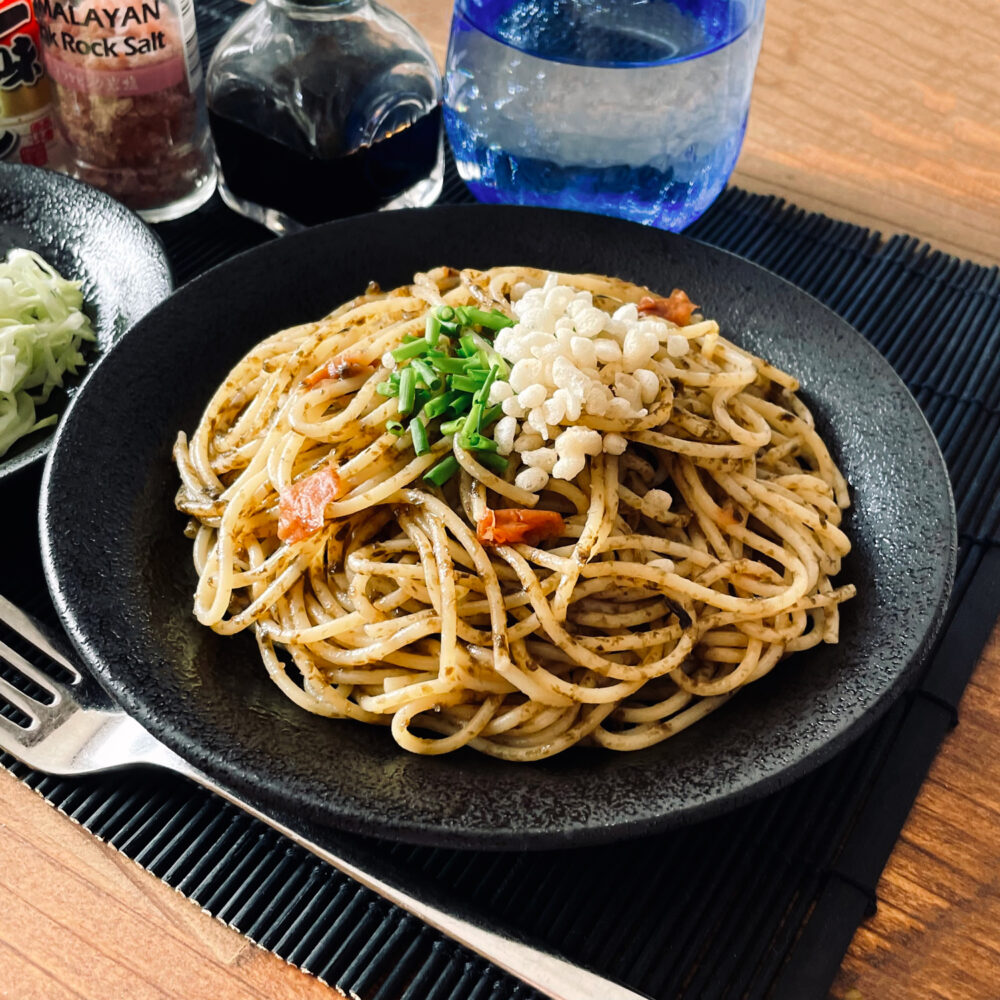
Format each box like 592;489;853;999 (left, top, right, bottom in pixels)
173;266;854;761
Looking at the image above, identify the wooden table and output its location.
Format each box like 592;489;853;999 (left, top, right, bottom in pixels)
3;1;999;998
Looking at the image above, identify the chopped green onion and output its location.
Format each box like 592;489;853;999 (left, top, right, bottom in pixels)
425;312;442;346
466;330;493;353
423;454;459;486
382;306;513;465
450;374;487;393
465;432;498;452
410;416;430;455
463;330;510;378
398;366;416;415
463;370;497;442
480;309;514;330
474;451;509;474
433;355;475;375
392;339;430;363
412;388;432;415
476;364;500;404
424;391;464;419
447;394;472;416
482;403;504;427
460;402;483;446
410;358;441;391
458;306;515;330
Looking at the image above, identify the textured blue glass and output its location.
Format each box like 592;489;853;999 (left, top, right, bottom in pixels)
456;0;752;65
444;0;765;230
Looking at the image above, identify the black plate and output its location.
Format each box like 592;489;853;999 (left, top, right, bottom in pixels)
40;205;956;850
0;163;172;481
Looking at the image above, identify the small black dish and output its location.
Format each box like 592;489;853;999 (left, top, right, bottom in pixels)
40;205;956;850
0;163;172;481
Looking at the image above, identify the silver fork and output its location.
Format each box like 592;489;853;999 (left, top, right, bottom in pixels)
0;594;649;1000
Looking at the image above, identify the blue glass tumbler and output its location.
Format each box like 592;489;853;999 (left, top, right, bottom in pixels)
444;0;765;230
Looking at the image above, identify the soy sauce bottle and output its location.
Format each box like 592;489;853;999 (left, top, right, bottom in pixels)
206;0;443;234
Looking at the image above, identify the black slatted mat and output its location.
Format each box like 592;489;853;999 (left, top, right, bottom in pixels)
3;2;1000;997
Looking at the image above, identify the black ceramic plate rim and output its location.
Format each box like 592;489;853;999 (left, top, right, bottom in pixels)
39;205;956;850
0;162;173;481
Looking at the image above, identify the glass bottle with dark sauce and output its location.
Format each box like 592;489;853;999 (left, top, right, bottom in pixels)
206;0;443;233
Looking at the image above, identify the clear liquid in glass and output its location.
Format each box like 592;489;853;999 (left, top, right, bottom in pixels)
444;0;765;231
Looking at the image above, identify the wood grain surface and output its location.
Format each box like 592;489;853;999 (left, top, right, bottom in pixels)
831;625;1000;1000
3;0;999;998
0;767;344;1000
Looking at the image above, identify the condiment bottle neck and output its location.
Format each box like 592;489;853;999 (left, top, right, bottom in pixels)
266;0;370;13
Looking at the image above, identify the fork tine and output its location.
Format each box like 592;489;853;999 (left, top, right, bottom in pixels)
0;707;34;742
0;595;81;683
0;636;64;706
0;663;42;726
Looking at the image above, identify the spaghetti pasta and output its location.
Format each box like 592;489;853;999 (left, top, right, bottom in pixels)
173;266;855;761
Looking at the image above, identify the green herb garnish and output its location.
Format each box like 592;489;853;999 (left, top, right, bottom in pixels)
388;304;515;485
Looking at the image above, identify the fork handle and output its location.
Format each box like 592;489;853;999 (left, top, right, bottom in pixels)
88;711;650;1000
210;776;651;1000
